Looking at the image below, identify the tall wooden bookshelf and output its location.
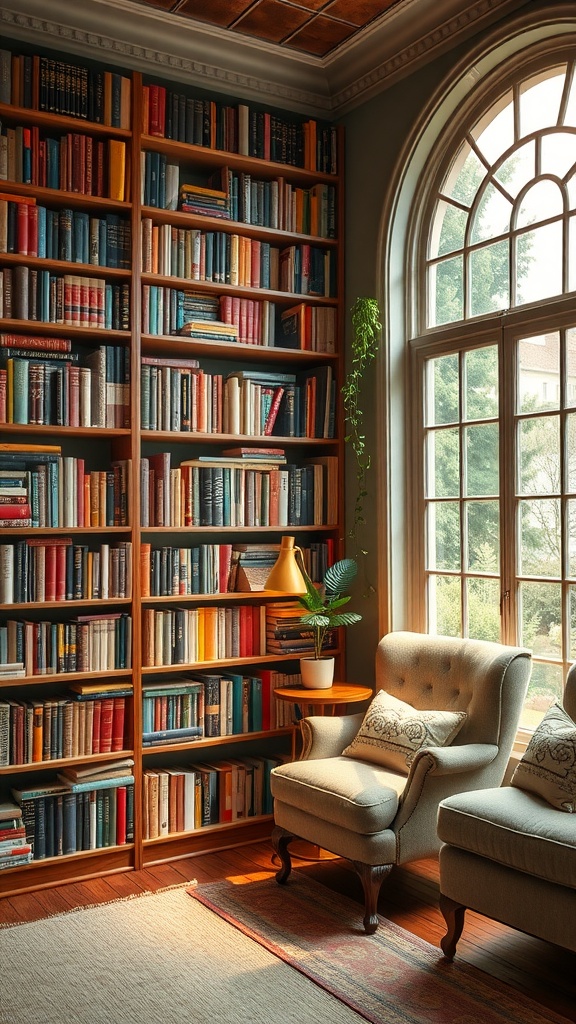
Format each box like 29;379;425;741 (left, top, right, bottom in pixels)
0;45;344;894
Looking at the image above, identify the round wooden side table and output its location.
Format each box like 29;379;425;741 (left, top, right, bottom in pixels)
274;682;373;720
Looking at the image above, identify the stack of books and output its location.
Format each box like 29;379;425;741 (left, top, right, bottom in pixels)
0;801;33;870
179;183;230;219
178;320;238;342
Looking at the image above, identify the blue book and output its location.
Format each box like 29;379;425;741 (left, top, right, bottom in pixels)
36;205;47;258
56;774;135;793
142;726;203;744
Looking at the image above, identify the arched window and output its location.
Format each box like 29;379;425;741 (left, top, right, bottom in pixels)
408;50;576;734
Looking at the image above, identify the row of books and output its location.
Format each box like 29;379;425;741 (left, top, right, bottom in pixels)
142;84;337;174
141;225;336;298
142;754;285;838
11;773;135;859
141;604;266;668
139;454;338;528
140;539;332;598
0;196;131;268
0;49;131;126
0;803;33;870
142;225;281;290
1;343;130;428
0;125;127;200
0;540;133;605
0;449;130;528
0;267;131;329
0;689;129;766
141;157;336;240
0;612;132;677
140;363;334;438
215;168;336;238
266;600;334;656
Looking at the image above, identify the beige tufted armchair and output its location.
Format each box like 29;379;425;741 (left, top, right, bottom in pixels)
270;631;532;934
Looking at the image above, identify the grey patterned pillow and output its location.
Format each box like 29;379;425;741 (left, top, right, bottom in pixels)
511;702;576;812
342;689;467;772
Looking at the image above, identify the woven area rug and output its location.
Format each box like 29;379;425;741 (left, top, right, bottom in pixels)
190;873;570;1024
0;885;365;1024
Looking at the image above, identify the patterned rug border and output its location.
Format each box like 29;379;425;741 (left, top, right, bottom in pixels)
189;873;571;1024
0;878;197;929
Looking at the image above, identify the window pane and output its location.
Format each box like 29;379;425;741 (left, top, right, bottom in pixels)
472;93;514;164
567;416;576;491
430;199;467;258
445;143;485;206
519;499;561;576
567;501;576;577
516;222;563;304
495;141;535;197
466;500;500;571
517;415;560;494
466;577;501;642
426;428;460;497
470;182;512;243
431;255;463;325
519;581;562;657
522;661;563;731
517;179;563;228
569;586;576;657
465;423;499;495
541;132;576;180
428;575;461;636
464;346;498;420
519;68;565;136
566;328;576;408
425;354;459;425
518;332;560;413
569;213;576;289
469;240;509;316
427;502;460;570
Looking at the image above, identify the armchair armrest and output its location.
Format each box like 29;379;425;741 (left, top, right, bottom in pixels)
300;713;364;759
408;743;499;778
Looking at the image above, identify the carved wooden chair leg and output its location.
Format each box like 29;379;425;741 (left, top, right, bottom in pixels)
439;894;466;960
351;861;393;934
272;825;295;884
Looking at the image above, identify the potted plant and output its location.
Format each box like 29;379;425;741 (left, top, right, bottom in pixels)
296;556;362;689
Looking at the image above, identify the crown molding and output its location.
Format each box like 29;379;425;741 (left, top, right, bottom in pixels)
0;0;532;116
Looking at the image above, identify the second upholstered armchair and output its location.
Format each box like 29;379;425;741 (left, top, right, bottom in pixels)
270;630;532;934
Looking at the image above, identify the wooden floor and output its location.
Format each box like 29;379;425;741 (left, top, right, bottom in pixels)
0;842;574;1021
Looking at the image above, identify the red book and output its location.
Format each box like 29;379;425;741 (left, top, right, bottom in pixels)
27;204;38;257
55;543;67;602
0;337;71;354
111;697;125;752
258;669;272;731
91;700;102;754
98;697;114;753
263;386;285;435
44;543;57;602
116;785;127;845
16;202;29;256
0;504;31;519
239;604;252;658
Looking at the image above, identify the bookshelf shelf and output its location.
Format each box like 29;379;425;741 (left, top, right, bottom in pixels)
0;46;345;895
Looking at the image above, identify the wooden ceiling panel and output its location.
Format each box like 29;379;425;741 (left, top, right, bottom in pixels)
123;0;404;57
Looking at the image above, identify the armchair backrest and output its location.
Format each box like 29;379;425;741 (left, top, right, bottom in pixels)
375;631;531;761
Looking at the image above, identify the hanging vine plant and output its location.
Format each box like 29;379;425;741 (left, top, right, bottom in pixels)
342;297;382;549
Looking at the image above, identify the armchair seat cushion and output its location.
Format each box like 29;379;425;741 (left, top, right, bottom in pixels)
271;756;406;834
438;787;576;888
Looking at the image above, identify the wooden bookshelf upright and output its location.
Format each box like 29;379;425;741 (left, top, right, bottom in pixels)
0;46;345;894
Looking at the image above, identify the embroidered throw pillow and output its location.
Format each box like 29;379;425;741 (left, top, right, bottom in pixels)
342;689;467;772
511;702;576;812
